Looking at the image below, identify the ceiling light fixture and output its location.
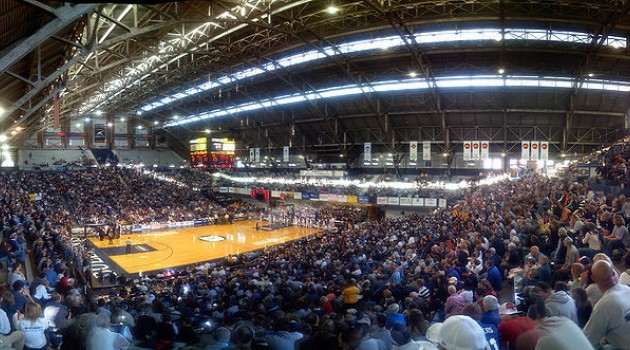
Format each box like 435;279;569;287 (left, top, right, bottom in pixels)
326;5;339;14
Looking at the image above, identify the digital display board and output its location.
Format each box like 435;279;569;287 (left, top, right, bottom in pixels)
190;137;235;168
190;137;208;168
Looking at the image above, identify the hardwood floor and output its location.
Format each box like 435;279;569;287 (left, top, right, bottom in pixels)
88;220;319;274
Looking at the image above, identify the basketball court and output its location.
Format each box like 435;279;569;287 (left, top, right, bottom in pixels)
87;220;319;275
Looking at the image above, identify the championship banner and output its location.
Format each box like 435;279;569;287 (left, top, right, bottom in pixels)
481;141;489;160
463;141;472;161
409;141;418;161
521;141;530;160
249;148;255;162
540;141;549;160
364;143;372;162
422;141;431;161
283;146;289;162
254;148;261;163
94;123;106;145
472;141;480;160
530;142;539;160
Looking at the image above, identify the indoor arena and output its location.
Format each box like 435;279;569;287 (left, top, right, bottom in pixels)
0;1;629;350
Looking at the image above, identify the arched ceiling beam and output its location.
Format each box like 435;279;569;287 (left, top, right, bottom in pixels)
0;3;97;74
563;1;630;151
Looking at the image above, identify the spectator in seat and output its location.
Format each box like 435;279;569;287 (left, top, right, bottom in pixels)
205;327;231;350
562;237;579;271
444;285;466;320
571;287;592;328
604;214;630;257
231;325;256;350
536;281;578;325
497;303;535;350
86;313;130;350
17;302;47;350
480;295;501;327
0;292;25;350
484;260;502;294
584;260;630;349
426;315;490;350
517;296;593;349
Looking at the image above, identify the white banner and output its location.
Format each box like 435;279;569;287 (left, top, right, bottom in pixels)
463;141;472;161
423;141;431;161
530;141;539;160
438;199;447;208
540;141;549;160
254;148;261;163
409;141;418;161
412;198;424;206
388;197;400;205
400;197;413;206
364;143;372;162
377;197;387;205
481;141;489;160
521;141;530;160
283;146;289;162
472;141;480;160
425;198;437;207
249;148;255;162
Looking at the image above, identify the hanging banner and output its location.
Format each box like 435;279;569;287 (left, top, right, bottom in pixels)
53;93;61;130
409;141;418;161
530;142;540;160
463;141;472;161
254;148;261;163
249;148;255;162
94;123;106;146
521;141;530;160
472;141;480;160
540;141;549;160
481;141;489;160
364;142;372;162
283;146;289;162
422;141;431;161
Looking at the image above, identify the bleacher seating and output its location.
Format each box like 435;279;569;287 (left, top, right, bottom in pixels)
113;149;185;167
17;148;97;169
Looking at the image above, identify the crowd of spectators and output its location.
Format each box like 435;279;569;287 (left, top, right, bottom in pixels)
0;161;628;349
215;174;468;202
18;168;255;225
595;142;630;185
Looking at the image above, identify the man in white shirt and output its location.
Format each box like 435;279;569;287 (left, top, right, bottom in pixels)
584;260;630;349
0;293;25;350
87;314;130;350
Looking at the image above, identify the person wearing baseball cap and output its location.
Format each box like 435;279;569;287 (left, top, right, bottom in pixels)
426;315;491;350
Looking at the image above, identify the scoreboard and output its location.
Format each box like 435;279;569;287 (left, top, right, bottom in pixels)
190;137;235;168
190;137;208;168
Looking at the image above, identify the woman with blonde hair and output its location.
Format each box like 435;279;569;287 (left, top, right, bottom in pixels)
17;301;47;350
570;263;585;290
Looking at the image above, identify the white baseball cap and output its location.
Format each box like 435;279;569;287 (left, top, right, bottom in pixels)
428;315;490;350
